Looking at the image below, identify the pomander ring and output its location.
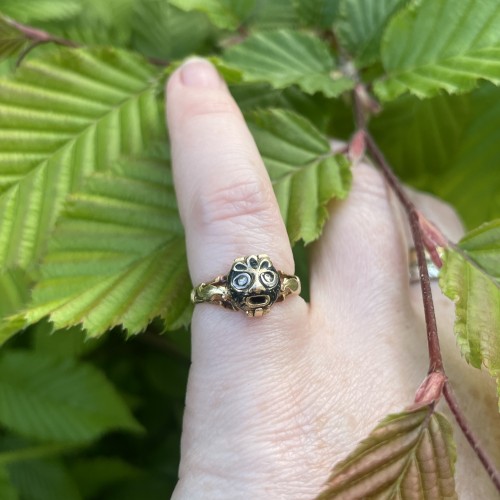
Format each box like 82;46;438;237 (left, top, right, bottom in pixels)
191;254;301;317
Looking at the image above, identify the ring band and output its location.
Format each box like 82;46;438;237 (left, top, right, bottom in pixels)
409;248;441;283
191;254;301;317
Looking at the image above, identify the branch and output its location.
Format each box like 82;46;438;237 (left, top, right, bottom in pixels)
3;16;79;66
443;382;500;490
352;85;500;494
5;16;169;67
6;18;79;48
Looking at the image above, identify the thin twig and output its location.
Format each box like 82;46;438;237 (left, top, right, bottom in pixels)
7;17;79;48
443;382;500;490
6;16;169;67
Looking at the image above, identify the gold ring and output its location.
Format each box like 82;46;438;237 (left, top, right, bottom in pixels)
191;254;301;317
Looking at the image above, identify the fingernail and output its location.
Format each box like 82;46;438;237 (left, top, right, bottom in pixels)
180;58;222;88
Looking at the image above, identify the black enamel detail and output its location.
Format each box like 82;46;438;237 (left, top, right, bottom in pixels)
228;255;281;311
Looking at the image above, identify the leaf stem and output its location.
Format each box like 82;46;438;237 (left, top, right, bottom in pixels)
6;18;79;48
443;382;500;490
5;16;170;67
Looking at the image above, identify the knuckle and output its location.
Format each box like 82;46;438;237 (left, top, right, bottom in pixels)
194;175;276;229
182;93;241;122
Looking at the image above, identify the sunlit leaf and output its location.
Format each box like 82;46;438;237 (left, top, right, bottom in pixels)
224;29;354;97
336;0;408;66
0;48;162;271
375;0;500;100
317;406;457;499
169;0;255;30
248;109;351;243
439;220;500;408
0;350;142;443
19;153;191;337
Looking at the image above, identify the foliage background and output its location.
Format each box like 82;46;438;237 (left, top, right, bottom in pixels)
0;0;498;498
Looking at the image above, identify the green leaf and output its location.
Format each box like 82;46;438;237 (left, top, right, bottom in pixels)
0;350;142;443
0;466;18;500
224;29;354;97
0;16;29;61
38;0;136;46
316;406;457;499
0;0;82;23
247;109;351;243
20;153;191;337
293;0;339;29
336;0;408;66
439;221;500;407
231;83;336;132
7;459;81;500
70;457;141;499
435;86;500;227
0;269;31;344
375;0;500;100
370;84;500;228
251;0;298;30
131;1;215;61
32;320;102;358
169;0;255;30
458;220;500;281
0;48;162;271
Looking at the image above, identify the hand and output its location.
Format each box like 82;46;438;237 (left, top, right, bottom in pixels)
166;59;500;499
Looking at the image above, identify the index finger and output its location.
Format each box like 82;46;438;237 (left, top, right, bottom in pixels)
166;58;308;342
166;59;294;284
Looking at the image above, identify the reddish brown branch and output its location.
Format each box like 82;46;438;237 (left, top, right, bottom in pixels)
352;86;500;493
5;16;169;67
363;133;444;373
444;382;500;491
7;18;79;48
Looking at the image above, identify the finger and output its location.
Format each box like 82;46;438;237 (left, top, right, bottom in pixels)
166;59;308;359
310;163;414;329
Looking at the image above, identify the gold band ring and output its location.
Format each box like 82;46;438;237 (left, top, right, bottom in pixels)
191;254;301;317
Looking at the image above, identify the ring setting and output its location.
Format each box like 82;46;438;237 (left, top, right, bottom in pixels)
191;254;301;317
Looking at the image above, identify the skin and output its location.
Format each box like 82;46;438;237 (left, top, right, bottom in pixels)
166;59;500;499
